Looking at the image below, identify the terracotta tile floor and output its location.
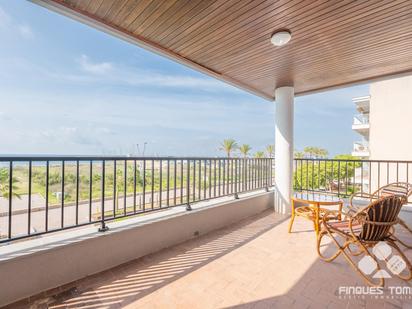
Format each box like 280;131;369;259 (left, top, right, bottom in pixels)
8;209;412;309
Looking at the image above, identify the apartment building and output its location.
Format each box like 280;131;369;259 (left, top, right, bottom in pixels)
353;75;412;192
353;75;412;160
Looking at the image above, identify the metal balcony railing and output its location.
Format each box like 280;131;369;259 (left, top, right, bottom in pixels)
294;158;412;198
0;156;274;243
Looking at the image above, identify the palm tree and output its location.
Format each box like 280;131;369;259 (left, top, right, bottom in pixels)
266;144;275;158
254;151;265;158
0;168;21;199
294;150;304;159
219;139;238;157
239;144;252;158
303;146;328;159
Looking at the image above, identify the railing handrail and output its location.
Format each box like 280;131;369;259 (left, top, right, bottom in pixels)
0;156;273;162
294;158;412;164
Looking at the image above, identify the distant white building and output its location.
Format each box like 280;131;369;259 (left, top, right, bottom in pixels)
351;96;370;158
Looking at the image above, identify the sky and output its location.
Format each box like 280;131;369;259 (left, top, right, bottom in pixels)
0;1;369;157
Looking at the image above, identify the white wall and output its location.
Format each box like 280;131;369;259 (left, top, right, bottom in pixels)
368;75;412;192
369;75;412;161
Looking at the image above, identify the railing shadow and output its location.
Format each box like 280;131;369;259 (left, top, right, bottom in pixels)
31;210;288;309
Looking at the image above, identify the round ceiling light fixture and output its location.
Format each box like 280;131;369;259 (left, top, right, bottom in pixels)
271;30;291;47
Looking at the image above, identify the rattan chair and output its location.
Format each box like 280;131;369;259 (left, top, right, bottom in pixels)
348;182;412;248
317;195;412;287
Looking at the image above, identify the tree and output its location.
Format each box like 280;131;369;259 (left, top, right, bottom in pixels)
239;144;252;158
0;168;21;199
303;146;328;159
219;139;238;157
266;144;275;158
293;154;361;195
254;151;265;158
294;150;304;159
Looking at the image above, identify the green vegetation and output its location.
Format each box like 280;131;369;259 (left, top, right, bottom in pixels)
219;139;238;157
293;154;361;195
239;144;252;158
0;168;21;199
254;151;265;158
266;144;275;158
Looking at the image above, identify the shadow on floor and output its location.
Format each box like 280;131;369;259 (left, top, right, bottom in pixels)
14;210;288;309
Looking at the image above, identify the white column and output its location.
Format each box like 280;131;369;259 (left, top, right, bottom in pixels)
274;86;294;214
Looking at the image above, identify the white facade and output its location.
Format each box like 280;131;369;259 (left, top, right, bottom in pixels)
352;75;412;160
352;75;412;192
368;75;412;161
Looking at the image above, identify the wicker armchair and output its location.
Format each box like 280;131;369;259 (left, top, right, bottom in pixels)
317;195;412;287
348;182;412;248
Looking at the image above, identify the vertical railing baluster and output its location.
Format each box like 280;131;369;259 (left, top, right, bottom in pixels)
369;162;372;195
222;159;225;195
301;160;303;191
28;160;32;235
151;159;154;210
231;158;234;193
133;160;137;213
214;159;217;197
234;159;238;198
378;162;381;192
174;159;177;206
76;160;79;225
387;162;389;185
397;162;399;183
89;160;93;222
219;159;222;196
204;159;207;199
61;161;65;228
193;160;196;201
167;159;170;207
186;159;191;210
159;159;162;208
317;160;320;191
209;159;212;198
198;159;201;200
113;160;117;217
345;161;348;197
123;160;127;215
331;160;334;194
180;159;184;204
337;160;341;196
46;161;49;231
143;160;146;212
99;160;108;231
8;161;13;239
361;161;364;195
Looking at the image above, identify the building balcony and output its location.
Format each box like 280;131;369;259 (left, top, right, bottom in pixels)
353;96;370;113
352;141;370;157
2;157;412;307
352;114;370;136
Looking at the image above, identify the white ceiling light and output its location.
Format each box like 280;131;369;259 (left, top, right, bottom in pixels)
271;31;291;47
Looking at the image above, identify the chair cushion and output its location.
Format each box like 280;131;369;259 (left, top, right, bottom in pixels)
325;220;362;234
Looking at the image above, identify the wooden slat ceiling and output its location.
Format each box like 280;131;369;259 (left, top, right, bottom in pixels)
34;0;412;100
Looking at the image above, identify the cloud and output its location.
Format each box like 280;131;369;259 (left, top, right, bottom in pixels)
0;7;11;28
18;24;34;39
0;6;34;39
77;54;113;74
